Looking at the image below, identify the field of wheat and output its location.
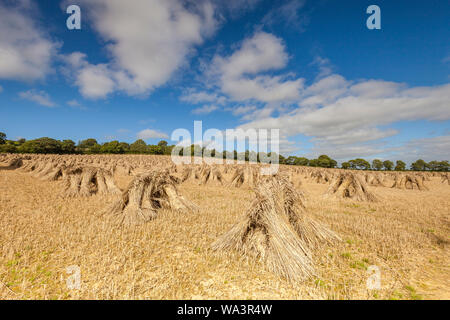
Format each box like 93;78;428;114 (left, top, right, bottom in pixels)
0;153;448;300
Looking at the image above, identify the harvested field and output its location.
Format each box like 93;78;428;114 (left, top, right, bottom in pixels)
0;154;449;300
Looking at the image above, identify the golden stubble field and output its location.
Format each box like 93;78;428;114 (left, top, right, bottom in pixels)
0;155;449;300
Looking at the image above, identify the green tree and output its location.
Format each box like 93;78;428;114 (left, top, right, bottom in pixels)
383;160;394;171
437;161;449;172
349;158;371;170
61;140;76;154
157;140;169;154
18;137;62;154
223;151;234;160
78;138;98;148
78;138;100;154
359;159;371;170
296;157;309;166
308;159;319;167
372;159;383;171
243;150;250;161
285;156;296;165
119;142;130;153
129;139;147;154
317;155;337;168
163;145;174;155
90;144;102;154
188;144;202;157
100;141;125;154
341;162;350;169
411;159;428;171
285;156;309;166
286;156;303;165
256;152;266;163
394;160;406;171
148;145;163;155
235;151;244;161
0;144;17;153
157;140;168;147
427;160;439;171
0;132;6;144
248;150;257;163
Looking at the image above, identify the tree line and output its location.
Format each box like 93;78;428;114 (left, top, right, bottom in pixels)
0;134;173;155
281;155;448;171
0;132;448;171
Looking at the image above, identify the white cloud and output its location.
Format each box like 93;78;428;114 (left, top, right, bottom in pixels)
76;63;115;99
261;0;308;32
310;56;333;79
218;32;289;78
396;135;450;162
0;1;59;81
210;32;304;103
228;105;257;116
66;99;85;108
67;100;80;107
191;104;219;114
177;27;449;160
299;74;349;107
237;74;450;159
215;0;262;18
67;99;87;110
137;129;169;140
180;90;226;105
221;75;303;102
310;128;399;147
19;89;56;107
62;52;116;99
307;141;389;161
66;0;217;98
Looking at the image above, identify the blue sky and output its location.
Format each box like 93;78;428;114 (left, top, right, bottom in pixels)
0;0;449;162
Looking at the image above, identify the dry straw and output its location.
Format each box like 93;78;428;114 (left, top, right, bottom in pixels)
107;169;198;226
441;173;449;185
229;166;259;188
212;174;339;282
365;173;385;187
2;157;23;170
63;166;120;197
324;172;378;202
198;165;225;185
392;174;428;191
